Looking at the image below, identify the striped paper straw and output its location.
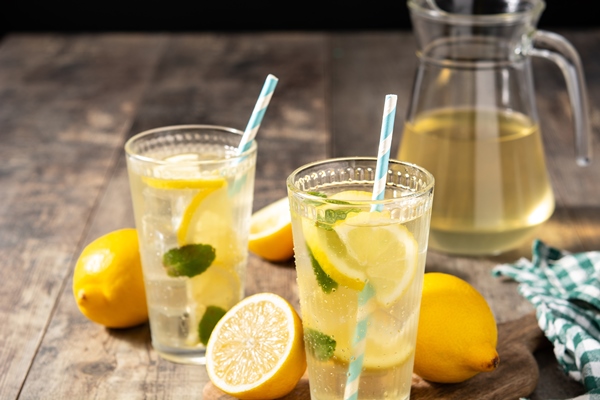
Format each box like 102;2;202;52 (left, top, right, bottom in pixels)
371;94;397;211
343;94;398;400
237;74;279;154
343;283;376;400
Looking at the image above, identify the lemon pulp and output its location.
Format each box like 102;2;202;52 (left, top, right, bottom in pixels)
206;293;306;399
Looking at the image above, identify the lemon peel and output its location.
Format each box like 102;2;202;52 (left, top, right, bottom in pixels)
73;228;148;328
414;272;499;383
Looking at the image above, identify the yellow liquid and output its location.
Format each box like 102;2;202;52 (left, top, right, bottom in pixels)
127;152;253;364
398;108;554;255
290;185;430;400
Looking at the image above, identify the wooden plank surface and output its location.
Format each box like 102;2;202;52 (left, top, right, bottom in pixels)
1;29;598;399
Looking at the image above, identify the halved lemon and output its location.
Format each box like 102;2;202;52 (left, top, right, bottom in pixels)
248;197;294;262
206;292;306;399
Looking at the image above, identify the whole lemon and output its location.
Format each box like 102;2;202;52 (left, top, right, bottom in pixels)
73;228;148;328
414;272;499;383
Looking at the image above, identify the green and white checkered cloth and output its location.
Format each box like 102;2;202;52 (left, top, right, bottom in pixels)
492;239;600;400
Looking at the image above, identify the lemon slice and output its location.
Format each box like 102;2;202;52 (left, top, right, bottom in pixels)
142;176;226;190
330;190;373;201
337;308;415;370
177;182;226;245
143;173;240;268
248;197;294;262
362;309;415;369
302;190;418;305
206;293;306;400
299;271;415;369
177;182;243;268
303;218;366;290
334;211;418;306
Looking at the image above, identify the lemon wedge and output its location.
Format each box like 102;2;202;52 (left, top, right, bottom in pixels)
206;293;306;399
248;197;294;262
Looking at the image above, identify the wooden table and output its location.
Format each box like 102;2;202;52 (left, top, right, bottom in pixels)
1;30;598;399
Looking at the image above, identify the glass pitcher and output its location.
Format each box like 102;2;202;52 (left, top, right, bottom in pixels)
397;0;591;256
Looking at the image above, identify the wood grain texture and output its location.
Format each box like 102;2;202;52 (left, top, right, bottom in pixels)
202;313;548;400
0;33;166;400
1;28;598;399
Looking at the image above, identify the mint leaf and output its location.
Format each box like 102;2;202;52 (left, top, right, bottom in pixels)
163;244;215;277
307;191;328;198
198;305;227;345
316;208;361;231
304;328;336;361
307;245;338;293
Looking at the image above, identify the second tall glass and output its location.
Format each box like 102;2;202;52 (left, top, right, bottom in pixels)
125;125;257;365
287;158;434;400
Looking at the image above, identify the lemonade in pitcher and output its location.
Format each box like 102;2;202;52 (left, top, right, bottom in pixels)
398;108;555;255
125;125;256;364
287;158;434;400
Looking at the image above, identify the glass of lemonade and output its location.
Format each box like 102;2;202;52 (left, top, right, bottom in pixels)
125;125;256;365
287;157;434;400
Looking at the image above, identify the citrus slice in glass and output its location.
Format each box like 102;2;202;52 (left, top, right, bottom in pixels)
333;210;418;306
176;180;227;245
299;266;416;370
142;175;226;190
299;189;374;290
302;190;418;305
206;293;306;399
302;217;365;290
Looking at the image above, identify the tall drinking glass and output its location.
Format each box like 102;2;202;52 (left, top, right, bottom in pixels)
287;158;434;400
125;125;257;365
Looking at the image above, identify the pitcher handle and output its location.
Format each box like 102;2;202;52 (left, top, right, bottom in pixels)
529;30;592;166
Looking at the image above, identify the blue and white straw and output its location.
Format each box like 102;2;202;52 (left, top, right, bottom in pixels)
371;94;397;211
237;74;279;154
343;94;398;400
343;284;377;400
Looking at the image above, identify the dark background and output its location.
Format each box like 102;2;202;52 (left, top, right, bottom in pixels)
1;0;598;38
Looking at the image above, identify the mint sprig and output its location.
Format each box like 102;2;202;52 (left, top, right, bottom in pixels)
307;191;328;198
198;305;227;345
162;244;216;278
316;208;361;230
304;328;336;361
307;245;338;293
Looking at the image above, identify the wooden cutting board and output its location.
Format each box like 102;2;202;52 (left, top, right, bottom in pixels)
203;312;548;400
